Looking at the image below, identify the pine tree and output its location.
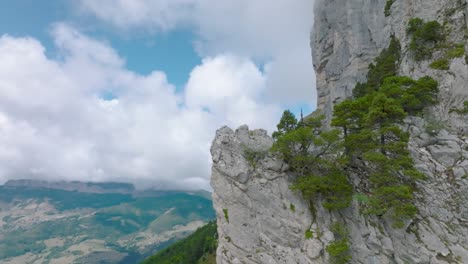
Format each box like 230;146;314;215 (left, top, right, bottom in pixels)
272;110;298;140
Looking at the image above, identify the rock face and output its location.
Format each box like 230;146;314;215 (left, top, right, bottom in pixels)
212;0;468;263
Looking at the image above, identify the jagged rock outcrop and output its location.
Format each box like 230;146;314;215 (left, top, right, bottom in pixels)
212;0;468;263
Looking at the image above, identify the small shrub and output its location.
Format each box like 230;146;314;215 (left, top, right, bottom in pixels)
419;21;444;42
354;193;369;204
305;230;313;239
326;223;351;264
290;203;296;212
429;44;464;71
407;18;424;34
425;119;445;136
223;209;229;223
330;222;348;237
384;0;395;17
326;239;352;264
430;59;449;70
407;18;444;61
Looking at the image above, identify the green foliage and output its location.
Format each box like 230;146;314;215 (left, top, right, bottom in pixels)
272;35;436;228
272;114;353;211
290;203;296;212
425;118;445;136
430;59;450;70
354;193;370;204
446;43;465;59
292;168;353;210
402;76;439;114
272;39;436;228
331;36;438;226
407;18;424;33
326;239;351;264
353;36;401;98
272;110;298;140
143;221;218;264
0;187;215;261
305;230;313;239
407;18;444;61
384;0;395;16
330;223;347;239
429;43;464;70
326;223;351;264
419;21;444;42
334;82;427;224
223;209;229;223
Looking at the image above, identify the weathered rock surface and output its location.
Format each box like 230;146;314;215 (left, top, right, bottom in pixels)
212;0;468;263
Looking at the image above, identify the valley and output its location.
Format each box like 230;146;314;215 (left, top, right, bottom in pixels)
0;180;214;264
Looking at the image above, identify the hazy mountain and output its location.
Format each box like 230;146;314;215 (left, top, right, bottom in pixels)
0;180;214;264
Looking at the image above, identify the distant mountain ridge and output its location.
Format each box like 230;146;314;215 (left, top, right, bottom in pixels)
3;179;212;199
0;179;215;264
4;179;135;194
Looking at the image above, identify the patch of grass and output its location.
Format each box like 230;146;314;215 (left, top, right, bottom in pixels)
289;203;296;212
447;43;465;59
223;208;229;223
384;0;395;17
429;43;464;70
430;58;449;70
305;230;313;239
354;193;369;204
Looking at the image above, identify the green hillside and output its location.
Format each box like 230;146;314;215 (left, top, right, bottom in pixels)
0;185;215;264
142;221;218;264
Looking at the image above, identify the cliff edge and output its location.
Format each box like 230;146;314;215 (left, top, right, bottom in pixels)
211;0;468;263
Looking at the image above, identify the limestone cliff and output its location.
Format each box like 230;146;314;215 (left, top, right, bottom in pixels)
211;0;468;263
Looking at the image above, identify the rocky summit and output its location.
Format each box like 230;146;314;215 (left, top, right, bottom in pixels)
211;0;468;263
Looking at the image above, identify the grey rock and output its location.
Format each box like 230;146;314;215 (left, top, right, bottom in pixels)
212;0;468;263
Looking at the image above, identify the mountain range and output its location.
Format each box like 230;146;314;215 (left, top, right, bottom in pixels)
0;179;214;264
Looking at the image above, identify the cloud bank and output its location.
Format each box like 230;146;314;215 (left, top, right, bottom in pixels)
79;0;316;106
0;1;315;189
0;24;282;189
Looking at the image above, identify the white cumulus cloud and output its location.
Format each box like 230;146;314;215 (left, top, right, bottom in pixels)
79;0;316;107
0;24;280;189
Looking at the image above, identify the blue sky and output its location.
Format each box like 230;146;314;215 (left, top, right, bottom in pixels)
0;0;200;88
0;0;315;189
